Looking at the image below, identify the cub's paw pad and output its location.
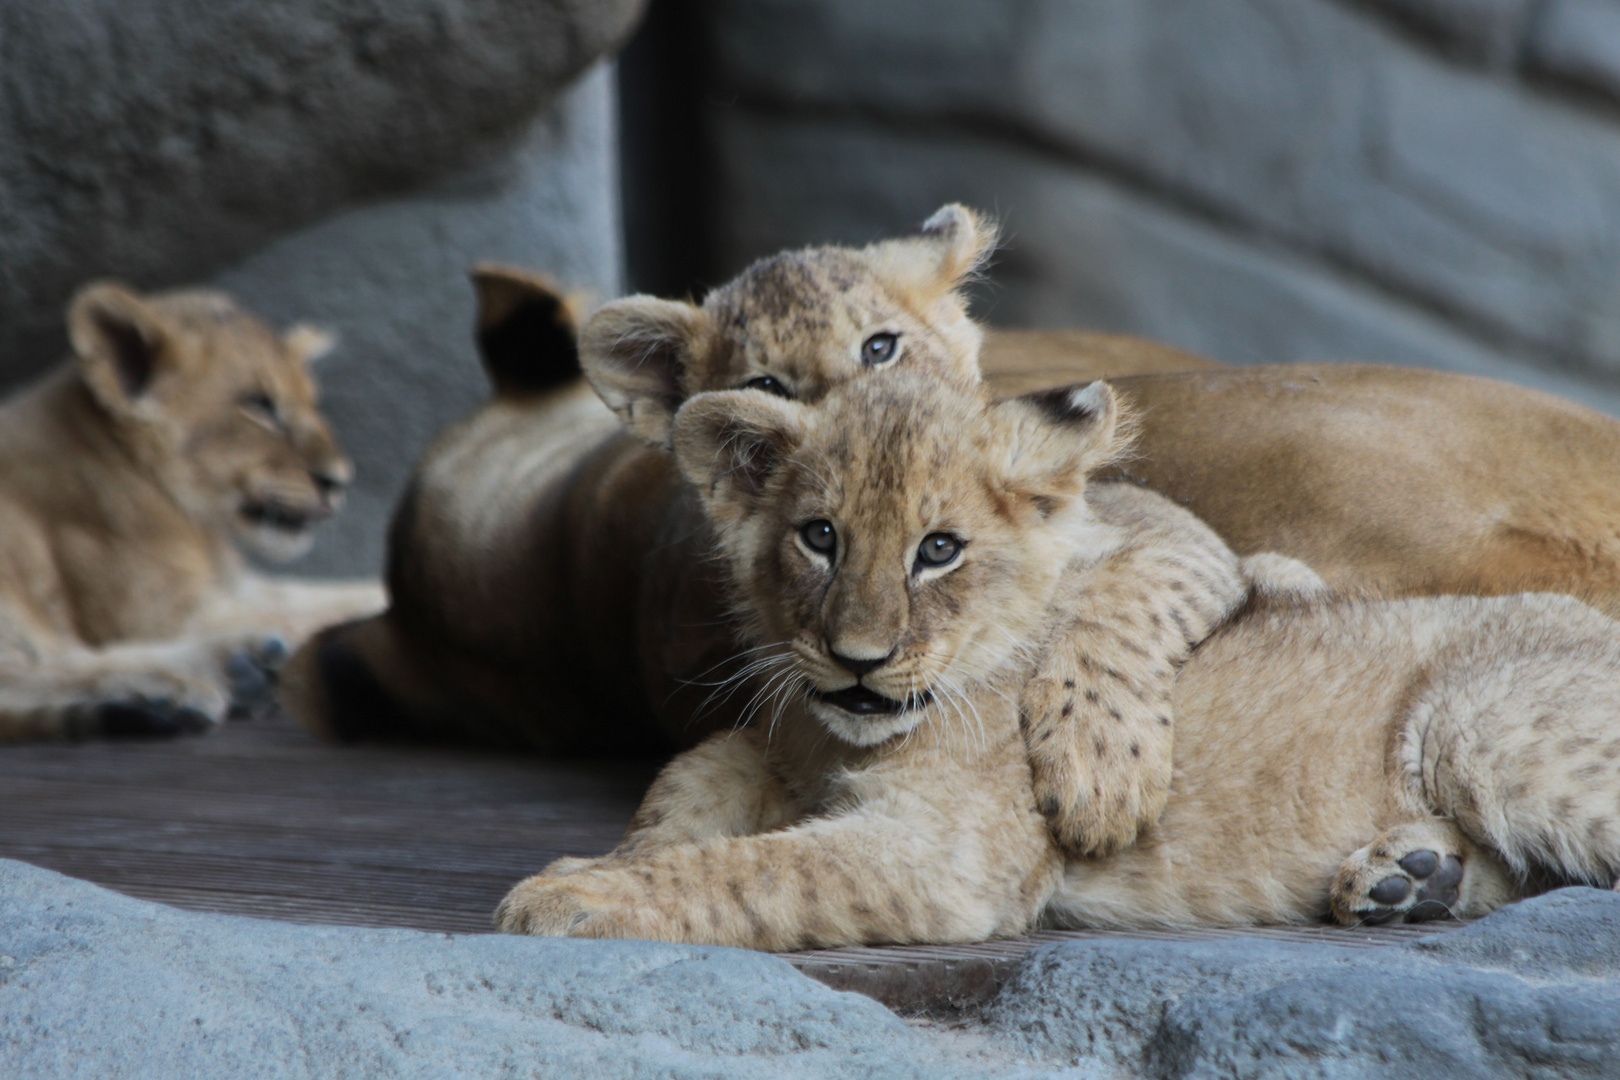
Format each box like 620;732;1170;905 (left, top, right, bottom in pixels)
90;699;215;739
1333;838;1464;925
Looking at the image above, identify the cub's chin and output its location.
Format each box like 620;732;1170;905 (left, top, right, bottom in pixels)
235;501;323;562
807;684;933;747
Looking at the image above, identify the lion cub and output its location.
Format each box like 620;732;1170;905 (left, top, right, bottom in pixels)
496;372;1620;948
582;205;1253;856
0;282;383;741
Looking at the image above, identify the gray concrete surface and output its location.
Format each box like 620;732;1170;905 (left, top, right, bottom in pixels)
5;859;1619;1079
0;0;642;389
694;0;1620;411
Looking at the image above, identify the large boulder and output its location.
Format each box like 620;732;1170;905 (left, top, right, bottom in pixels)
0;0;642;387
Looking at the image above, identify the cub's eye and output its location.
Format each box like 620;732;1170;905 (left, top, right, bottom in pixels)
240;392;281;424
861;332;899;367
916;532;962;569
742;375;794;399
800;519;837;558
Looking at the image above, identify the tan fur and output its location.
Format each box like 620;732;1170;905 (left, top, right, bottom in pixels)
286;212;1248;857
497;374;1620;947
0;282;382;741
287;206;1620;854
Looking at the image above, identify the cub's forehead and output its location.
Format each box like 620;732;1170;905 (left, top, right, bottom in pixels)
795;377;996;503
706;249;921;382
149;291;314;394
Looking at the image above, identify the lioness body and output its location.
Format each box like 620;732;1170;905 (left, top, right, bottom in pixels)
0;284;383;741
497;374;1618;947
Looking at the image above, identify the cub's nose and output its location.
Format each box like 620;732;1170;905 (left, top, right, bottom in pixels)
310;458;352;499
311;470;347;498
830;648;895;678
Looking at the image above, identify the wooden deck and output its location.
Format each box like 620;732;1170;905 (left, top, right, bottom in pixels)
0;709;1461;1014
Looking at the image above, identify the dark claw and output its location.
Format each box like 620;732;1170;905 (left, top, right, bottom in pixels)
1398;849;1439;878
93;700;213;738
1368;875;1412;906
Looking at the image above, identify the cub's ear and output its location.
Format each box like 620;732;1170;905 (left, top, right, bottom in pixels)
284;324;337;366
995;381;1126;508
68;282;177;418
581;296;710;446
470;264;582;398
672;389;809;505
863;204;999;298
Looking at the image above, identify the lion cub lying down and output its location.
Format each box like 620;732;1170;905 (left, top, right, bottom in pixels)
497;372;1620;946
0;282;383;741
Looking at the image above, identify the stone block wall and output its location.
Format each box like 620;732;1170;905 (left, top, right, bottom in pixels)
646;0;1620;414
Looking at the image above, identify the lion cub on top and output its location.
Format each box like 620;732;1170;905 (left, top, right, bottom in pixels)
497;371;1620;947
0;282;382;741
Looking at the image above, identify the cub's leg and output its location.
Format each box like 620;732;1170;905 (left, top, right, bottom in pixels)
1021;483;1248;855
495;805;1057;950
1398;596;1620;894
544;730;800;877
184;574;386;651
1330;819;1515;924
0;638;240;742
496;734;1061;950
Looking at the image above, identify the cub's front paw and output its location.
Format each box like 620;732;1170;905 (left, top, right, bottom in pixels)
494;870;642;939
1021;675;1171;857
1331;823;1466;925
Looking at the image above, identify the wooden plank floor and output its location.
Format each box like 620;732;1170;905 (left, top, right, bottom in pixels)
0;709;659;934
0;709;1463;1013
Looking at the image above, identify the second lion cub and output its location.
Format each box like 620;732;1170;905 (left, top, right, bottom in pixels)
497;372;1620;948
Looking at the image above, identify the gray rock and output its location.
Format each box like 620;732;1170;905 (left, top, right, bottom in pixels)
0;860;1048;1080
0;0;644;389
213;65;623;577
1361;0;1536;65
713;112;1620;417
704;0;1620;383
1528;0;1620;99
988;887;1620;1078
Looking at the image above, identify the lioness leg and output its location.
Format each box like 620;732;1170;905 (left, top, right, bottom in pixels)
1330;819;1514;924
1021;483;1247;855
1399;596;1620;889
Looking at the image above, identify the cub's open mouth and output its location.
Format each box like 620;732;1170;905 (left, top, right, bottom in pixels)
811;685;933;716
241;502;324;533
